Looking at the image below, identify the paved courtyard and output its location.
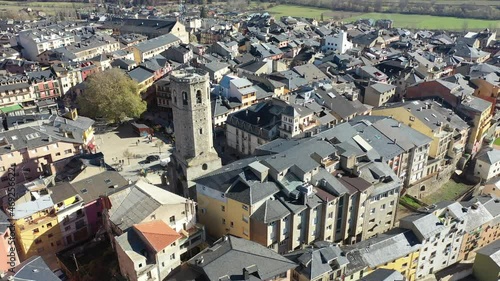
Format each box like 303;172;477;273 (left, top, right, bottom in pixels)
94;122;172;186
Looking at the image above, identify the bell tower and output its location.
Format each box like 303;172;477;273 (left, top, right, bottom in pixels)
168;68;221;198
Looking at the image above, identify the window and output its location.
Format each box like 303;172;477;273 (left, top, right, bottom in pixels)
170;253;175;260
162;262;165;267
222;218;226;224
35;238;42;244
65;226;71;231
196;90;202;104
169;216;175;223
242;204;248;211
199;128;203;134
221;205;225;212
182;91;188;105
230;221;234;228
370;208;375;214
48;233;53;238
64;149;72;154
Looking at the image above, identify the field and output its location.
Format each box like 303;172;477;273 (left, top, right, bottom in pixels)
494;138;500;146
421;179;473;204
264;3;500;30
0;1;93;17
343;13;500;30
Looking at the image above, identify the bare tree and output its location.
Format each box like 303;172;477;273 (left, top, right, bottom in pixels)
123;149;133;165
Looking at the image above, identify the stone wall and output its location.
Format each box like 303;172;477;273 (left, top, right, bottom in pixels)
405;162;457;199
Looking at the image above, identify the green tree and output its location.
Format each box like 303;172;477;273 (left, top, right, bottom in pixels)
320;13;324;22
77;69;146;123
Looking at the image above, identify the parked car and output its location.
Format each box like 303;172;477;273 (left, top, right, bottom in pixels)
145;155;160;163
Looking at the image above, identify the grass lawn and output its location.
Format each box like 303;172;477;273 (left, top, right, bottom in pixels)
400;194;425;209
0;1;93;16
494;138;500;146
343;13;500;30
421;179;473;204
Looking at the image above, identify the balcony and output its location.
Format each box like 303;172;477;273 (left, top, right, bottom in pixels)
62;211;85;226
299;120;317;131
179;223;205;252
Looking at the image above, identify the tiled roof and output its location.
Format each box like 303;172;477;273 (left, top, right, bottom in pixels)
133;220;181;252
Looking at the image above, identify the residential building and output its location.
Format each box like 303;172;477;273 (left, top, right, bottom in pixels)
0;210;18;273
26;70;62;102
322;31;353;54
472;239;500;281
360;269;405;281
17;26;76;61
0;126;86;191
128;66;155;93
284;241;349;281
201;61;230;83
168;235;297;281
475;148;500;181
44;33;120;62
349;116;432;188
115;220;183;281
278;104;316;139
130;34;181;63
119;33;148;47
101;18;189;43
0;75;34;109
162;44;193;64
225;99;285;156
196;123;401;251
405;75;492;153
343;228;421;281
363;83;397;107
8;180;85;269
373;100;469;170
166;68;222;199
399;202;467;279
1;255;61;281
458;198;496;261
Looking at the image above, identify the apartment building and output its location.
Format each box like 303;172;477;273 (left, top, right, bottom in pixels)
373;100;470;169
399;202;467;279
279;104;317;139
0;210;19;273
284;241;349;281
342;228;421;281
363;83;397;107
130;34;181;64
50;33;120;62
8;182;85;269
17;26;76;61
349;116;432;188
225;99;286;156
0;75;34;109
0;127;84;191
405;75;492;153
115;220;183;281
475;148;500;181
472;240;500;281
169;235;297;281
104;180;205;268
459;195;500;261
322;31;353;54
196;123;401;252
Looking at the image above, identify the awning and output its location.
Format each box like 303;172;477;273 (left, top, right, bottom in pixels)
0;104;23;113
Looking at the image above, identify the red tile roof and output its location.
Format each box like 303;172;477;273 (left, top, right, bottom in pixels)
133;220;181;252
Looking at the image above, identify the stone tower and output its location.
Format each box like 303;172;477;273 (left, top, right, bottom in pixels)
168;68;221;199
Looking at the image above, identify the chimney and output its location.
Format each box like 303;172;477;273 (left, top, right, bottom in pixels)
393;138;397;144
2;118;8;131
243;268;249;280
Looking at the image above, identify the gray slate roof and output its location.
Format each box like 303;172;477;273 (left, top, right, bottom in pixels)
182;235;297;281
8;256;61;281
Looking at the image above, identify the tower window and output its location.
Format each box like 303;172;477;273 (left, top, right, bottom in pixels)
196;90;202;104
182;91;188;105
199;128;203;134
202;163;208;170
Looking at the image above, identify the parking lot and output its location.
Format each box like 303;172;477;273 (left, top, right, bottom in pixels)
94;122;172;185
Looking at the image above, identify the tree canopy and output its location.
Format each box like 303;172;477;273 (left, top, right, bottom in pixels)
77;68;147;123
